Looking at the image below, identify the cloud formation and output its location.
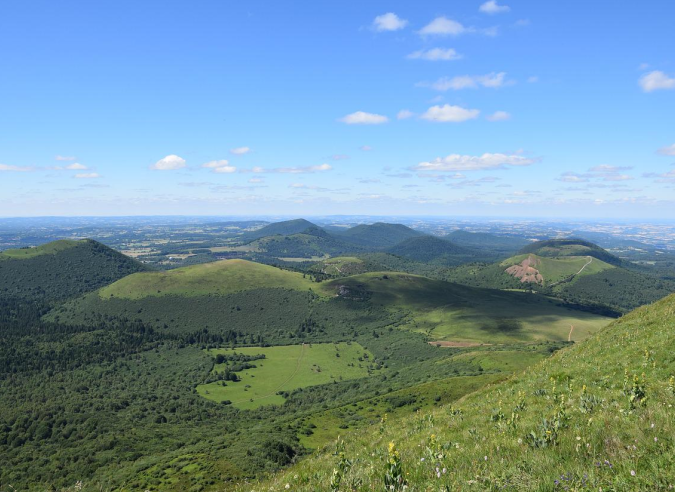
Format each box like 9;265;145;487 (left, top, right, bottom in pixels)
55;155;76;161
413;153;537;171
479;0;510;14
428;72;508;91
639;71;675;92
420;104;480;122
407;47;462;61
66;163;88;170
74;173;101;179
339;111;388;124
419;17;468;36
486;111;511;121
657;144;675;156
230;147;251;155
372;13;408;32
151;155;186;171
0;163;33;172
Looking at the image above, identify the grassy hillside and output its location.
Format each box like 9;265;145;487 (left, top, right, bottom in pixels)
320;272;610;344
238;292;675;492
449;251;675;313
98;259;316;299
337;223;423;249
520;238;624;266
0;239;147;301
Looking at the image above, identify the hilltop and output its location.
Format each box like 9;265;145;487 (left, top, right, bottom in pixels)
387;235;475;265
236;291;675;491
448;239;675;313
336;222;424;249
520;238;624;266
242;218;321;241
0;239;147;301
447;230;530;256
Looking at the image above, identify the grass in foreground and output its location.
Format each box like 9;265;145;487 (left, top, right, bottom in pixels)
197;343;373;410
235;293;675;491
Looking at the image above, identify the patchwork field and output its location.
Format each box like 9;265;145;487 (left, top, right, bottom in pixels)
197;343;373;409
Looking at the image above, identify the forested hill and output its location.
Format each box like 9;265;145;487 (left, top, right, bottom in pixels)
242;218;320;241
336;222;423;249
520;238;624;266
0;239;148;301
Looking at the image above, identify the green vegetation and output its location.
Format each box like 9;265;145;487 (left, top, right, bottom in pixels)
242;218;320;241
198;343;373;409
98;259;316;299
0;239;147;301
238;292;675;492
446;230;530;256
320;272;610;344
386;235;476;265
336;222;423;249
501;253;615;285
520;238;624;266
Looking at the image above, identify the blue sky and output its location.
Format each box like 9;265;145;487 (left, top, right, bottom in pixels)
1;0;674;218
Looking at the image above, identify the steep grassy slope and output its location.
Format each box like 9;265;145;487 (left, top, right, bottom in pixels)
0;239;147;301
98;259;315;299
337;223;423;249
320;272;610;344
238;293;675;492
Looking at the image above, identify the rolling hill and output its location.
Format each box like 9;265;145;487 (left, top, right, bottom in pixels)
336;222;424;249
446;230;530;256
448;240;675;313
520;238;624;266
0;239;148;301
237;290;675;492
387;235;476;265
241;218;322;241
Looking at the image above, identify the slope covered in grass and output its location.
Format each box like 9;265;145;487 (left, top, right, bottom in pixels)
98;259;315;299
0;239;147;301
238;293;675;491
320;272;610;344
520;238;624;266
337;223;423;249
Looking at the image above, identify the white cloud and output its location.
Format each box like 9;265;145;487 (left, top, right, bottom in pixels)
406;47;462;61
428;72;508;91
55;155;76;161
639;71;675;92
397;110;414;120
151;154;186;171
420;104;480;123
202;160;236;173
74;173;101;179
657;144;675;156
276;163;332;174
332;154;350;160
413;153;537;171
486;111;511;122
372;13;408;32
479;0;510;14
66;163;88;170
230;146;250;155
248;178;264;183
419;17;468;36
0;163;33;172
339;111;388;125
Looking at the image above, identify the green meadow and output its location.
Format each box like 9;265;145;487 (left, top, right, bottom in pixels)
0;239;80;260
197;343;373;409
502;253;615;285
98;259;317;299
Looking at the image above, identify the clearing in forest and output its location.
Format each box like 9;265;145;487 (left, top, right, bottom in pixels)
197;342;373;409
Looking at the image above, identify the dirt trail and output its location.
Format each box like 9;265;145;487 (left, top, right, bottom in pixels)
550;256;593;287
232;343;306;405
568;325;575;342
